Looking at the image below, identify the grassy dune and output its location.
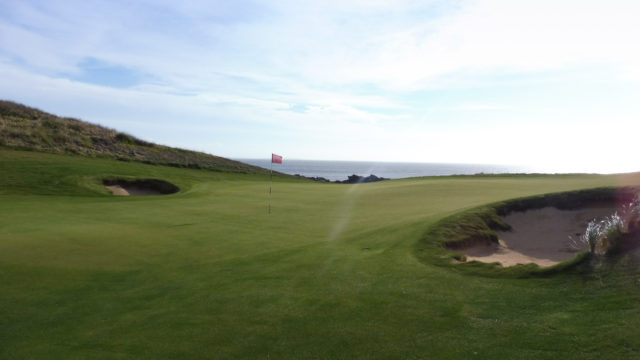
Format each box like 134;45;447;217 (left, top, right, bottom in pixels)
0;100;269;174
2;149;640;359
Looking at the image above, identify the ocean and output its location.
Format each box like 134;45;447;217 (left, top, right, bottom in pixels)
237;159;531;182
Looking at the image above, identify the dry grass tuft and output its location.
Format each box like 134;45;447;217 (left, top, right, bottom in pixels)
0;100;268;174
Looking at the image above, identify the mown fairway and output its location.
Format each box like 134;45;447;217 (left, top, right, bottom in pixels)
2;149;640;359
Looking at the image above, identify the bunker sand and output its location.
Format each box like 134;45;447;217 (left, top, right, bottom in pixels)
461;206;617;267
105;184;164;196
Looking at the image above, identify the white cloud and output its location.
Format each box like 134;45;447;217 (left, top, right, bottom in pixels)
4;0;640;91
1;0;640;172
284;0;640;90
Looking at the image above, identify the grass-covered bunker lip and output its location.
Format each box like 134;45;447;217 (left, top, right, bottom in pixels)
414;187;640;276
102;178;180;196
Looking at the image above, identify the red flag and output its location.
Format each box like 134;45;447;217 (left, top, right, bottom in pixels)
271;153;283;164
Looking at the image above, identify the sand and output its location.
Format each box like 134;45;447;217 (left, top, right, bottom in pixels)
459;206;617;267
105;184;163;196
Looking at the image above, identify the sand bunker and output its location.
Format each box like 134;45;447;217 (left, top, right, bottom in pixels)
105;184;164;196
459;206;617;267
104;179;179;196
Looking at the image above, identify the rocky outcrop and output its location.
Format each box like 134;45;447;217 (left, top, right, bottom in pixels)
295;173;388;184
336;174;388;184
294;174;332;182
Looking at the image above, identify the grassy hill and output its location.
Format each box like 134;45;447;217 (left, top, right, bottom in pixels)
0;100;270;174
3;148;640;359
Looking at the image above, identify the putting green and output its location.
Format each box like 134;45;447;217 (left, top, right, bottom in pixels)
2;149;640;359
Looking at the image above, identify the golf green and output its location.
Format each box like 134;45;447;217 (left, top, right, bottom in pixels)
2;149;640;359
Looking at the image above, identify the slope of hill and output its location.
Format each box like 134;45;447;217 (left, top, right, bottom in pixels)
0;100;269;174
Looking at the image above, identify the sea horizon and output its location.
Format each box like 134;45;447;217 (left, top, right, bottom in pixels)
237;158;534;181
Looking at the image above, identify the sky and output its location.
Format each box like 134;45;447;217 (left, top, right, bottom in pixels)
1;0;639;173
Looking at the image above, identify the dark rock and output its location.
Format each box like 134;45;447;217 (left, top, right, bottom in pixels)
295;173;389;184
294;174;331;182
335;174;388;184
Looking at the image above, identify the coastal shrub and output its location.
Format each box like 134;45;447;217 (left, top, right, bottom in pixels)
68;123;84;132
579;197;640;255
42;119;59;129
621;197;640;231
581;220;603;254
601;213;624;250
115;132;156;147
115;132;136;144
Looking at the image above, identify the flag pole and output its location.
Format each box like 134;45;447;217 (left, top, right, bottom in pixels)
268;153;282;214
269;159;273;214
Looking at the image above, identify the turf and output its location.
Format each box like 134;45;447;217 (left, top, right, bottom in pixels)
2;149;640;359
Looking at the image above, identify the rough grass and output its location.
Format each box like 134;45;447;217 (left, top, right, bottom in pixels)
0;100;271;174
3;149;640;359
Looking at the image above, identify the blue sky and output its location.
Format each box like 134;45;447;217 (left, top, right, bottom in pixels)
1;0;639;173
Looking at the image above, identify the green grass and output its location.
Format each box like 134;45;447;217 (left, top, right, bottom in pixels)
2;149;640;359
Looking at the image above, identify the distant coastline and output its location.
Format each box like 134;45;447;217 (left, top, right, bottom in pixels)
237;159;530;181
294;173;388;184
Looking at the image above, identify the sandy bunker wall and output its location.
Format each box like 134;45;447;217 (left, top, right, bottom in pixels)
493;187;637;216
103;178;179;196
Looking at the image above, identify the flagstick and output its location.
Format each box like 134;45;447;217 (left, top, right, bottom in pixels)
269;160;273;214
